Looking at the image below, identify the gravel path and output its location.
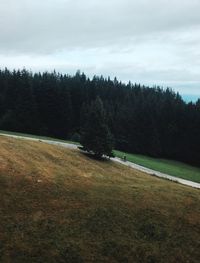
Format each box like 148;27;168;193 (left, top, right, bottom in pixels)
1;133;200;189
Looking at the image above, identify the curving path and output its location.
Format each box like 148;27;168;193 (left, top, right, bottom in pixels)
1;133;200;189
111;157;200;189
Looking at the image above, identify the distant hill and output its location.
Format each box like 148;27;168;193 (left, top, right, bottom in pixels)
0;136;200;262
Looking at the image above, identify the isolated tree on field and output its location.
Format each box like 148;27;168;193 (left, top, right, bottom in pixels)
81;97;114;158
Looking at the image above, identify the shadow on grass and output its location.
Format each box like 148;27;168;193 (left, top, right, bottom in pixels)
78;147;111;162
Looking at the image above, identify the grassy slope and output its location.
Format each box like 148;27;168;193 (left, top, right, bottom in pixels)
0;130;200;183
1;129;200;183
114;150;200;183
0;136;200;263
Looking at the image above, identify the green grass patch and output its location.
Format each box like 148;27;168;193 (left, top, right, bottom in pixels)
114;150;200;183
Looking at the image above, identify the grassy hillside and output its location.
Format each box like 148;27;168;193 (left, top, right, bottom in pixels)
1;130;200;183
114;150;200;183
0;136;200;262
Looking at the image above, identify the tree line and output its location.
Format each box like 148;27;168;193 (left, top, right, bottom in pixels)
0;68;199;166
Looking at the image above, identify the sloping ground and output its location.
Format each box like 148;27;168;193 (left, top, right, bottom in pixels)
114;150;200;184
0;137;200;263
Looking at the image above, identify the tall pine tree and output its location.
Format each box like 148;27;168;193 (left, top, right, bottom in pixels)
81;97;114;158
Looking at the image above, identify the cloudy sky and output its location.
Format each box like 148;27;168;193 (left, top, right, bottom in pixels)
0;0;200;101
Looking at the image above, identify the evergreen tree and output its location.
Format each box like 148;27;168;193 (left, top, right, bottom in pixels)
81;97;114;158
0;68;200;166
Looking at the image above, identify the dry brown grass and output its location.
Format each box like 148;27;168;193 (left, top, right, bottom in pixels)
0;136;200;263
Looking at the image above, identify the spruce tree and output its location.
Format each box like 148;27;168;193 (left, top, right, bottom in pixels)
81;97;114;158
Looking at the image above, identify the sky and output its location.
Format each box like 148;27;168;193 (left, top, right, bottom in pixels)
0;0;200;101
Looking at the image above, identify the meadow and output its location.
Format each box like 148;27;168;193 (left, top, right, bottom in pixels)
1;129;200;184
0;136;199;262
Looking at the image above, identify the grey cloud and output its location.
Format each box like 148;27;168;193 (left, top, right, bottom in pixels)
0;0;200;54
0;0;200;97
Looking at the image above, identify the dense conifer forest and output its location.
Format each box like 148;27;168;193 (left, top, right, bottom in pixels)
0;68;199;166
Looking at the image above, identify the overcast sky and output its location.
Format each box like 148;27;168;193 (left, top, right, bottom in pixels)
0;0;200;100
